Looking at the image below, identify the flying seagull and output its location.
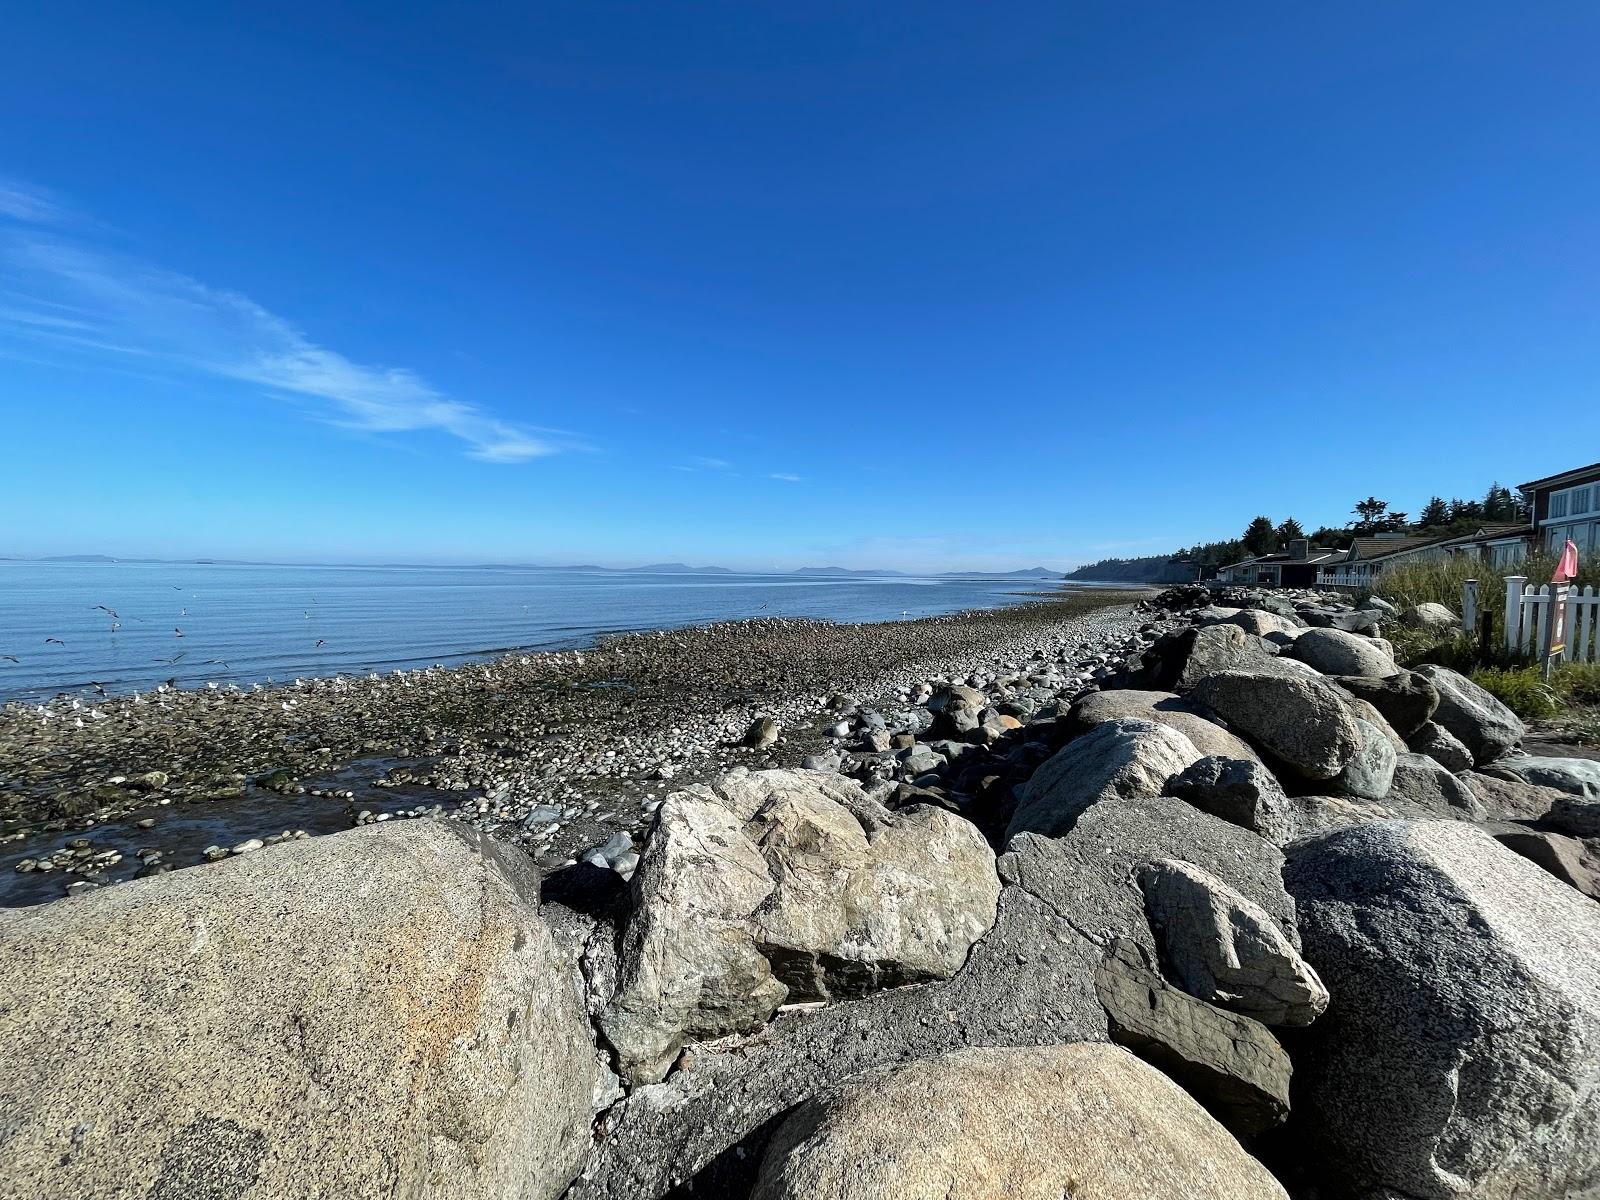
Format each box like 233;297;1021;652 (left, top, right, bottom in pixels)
89;681;108;697
0;654;18;663
315;639;326;648
160;651;187;665
44;637;65;646
92;605;119;619
203;658;231;669
174;628;185;638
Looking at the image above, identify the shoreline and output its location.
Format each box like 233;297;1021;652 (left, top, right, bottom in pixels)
1;588;1156;906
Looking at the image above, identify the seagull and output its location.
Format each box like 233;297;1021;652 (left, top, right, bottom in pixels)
315;639;326;648
92;605;119;620
160;651;187;665
89;682;108;697
44;637;65;646
0;654;17;663
174;628;184;638
203;658;230;668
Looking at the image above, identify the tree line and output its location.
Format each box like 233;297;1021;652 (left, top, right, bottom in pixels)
1068;482;1529;580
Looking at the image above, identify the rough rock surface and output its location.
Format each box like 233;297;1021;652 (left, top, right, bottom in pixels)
1165;755;1293;844
1464;769;1569;821
1143;623;1282;691
1406;719;1475;773
1069;688;1261;762
568;796;1295;1198
1291;628;1396;678
1328;671;1439;737
1549;797;1600;838
1401;601;1462;631
1281;794;1398;843
1414;663;1525;766
1008;717;1200;839
1332;717;1397;801
750;1043;1289;1200
1095;938;1293;1136
0;822;597;1200
1388;752;1486;819
602;768;999;1084
1139;859;1327;1027
1192;669;1363;780
1283;820;1600;1200
1486;754;1600;801
1488;824;1600;900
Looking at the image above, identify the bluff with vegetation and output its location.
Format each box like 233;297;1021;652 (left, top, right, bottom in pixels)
1067;483;1529;583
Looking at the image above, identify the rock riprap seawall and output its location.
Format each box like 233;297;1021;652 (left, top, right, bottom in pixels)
5;582;1600;1199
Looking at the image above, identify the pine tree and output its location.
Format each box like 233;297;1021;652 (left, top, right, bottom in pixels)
1419;496;1450;527
1243;516;1278;556
1275;517;1305;544
1351;497;1390;535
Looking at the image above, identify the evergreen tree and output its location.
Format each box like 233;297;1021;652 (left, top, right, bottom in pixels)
1275;517;1306;544
1243;516;1278;556
1419;496;1451;527
1351;496;1390;535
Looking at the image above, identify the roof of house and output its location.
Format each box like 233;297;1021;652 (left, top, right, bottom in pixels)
1344;534;1452;562
1519;461;1600;492
1218;548;1340;571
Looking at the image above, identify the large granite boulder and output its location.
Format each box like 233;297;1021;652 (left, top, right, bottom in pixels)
1387;752;1486;819
601;768;999;1084
1486;754;1600;801
0;822;597;1200
1141;624;1281;691
1329;671;1439;737
1291;628;1396;678
1139;859;1327;1027
751;1043;1289;1200
1095;938;1293;1137
1069;689;1261;762
1165;755;1293;844
1413;664;1525;765
1283;821;1600;1199
1331;717;1397;801
1192;669;1363;780
1009;717;1201;840
1303;608;1382;634
1488;824;1600;900
1406;719;1474;772
1464;769;1569;821
1281;794;1399;842
1401;601;1462;631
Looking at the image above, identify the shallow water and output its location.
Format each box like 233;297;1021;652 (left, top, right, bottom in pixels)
0;562;1070;703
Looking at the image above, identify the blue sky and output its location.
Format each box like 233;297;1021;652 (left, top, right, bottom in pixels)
2;3;1598;571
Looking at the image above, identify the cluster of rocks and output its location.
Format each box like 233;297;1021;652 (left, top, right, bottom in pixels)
5;584;1600;1199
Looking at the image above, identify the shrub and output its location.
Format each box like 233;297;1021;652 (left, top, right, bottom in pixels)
1468;666;1564;721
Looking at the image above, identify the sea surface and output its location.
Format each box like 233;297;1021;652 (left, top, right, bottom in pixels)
0;562;1079;703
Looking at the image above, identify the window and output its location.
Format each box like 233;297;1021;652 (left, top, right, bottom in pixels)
1551;492;1570;518
1573;487;1592;515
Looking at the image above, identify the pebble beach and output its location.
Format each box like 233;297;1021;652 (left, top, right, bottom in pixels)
0;587;1153;906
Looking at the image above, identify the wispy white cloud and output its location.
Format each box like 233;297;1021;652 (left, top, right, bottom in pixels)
689;456;733;470
0;184;566;463
769;472;803;482
0;179;65;224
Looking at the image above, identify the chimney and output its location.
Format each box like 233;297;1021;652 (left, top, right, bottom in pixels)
1289;538;1310;561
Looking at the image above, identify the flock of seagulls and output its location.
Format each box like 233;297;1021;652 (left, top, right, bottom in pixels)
3;587;337;699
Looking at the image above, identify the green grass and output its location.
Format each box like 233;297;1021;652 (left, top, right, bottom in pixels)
1466;666;1564;721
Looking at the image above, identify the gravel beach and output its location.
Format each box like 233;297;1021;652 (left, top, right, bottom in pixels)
1;588;1154;906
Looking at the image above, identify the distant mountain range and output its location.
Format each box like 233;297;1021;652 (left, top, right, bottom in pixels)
5;555;1064;579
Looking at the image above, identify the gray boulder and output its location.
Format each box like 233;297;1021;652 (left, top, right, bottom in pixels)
1329;671;1439;738
1284;821;1600;1199
1549;797;1600;838
1401;601;1462;631
1139;859;1327;1026
1069;689;1262;763
1282;794;1399;843
751;1043;1289;1200
744;715;780;748
1009;717;1201;840
1488;824;1600;900
1332;718;1397;801
1413;664;1524;765
1095;938;1293;1137
1291;628;1396;678
1192;669;1364;780
1303;608;1382;634
1165;755;1293;844
1486;754;1600;801
1464;769;1569;821
601;769;998;1084
1406;720;1474;773
0;822;597;1200
1387;752;1486;819
1143;624;1281;691
1229;609;1306;637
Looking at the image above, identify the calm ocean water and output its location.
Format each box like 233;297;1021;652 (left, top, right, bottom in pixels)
0;562;1072;703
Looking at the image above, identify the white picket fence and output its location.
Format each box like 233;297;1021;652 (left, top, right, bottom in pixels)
1501;575;1600;663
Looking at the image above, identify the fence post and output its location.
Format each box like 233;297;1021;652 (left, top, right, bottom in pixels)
1462;579;1478;637
1504;575;1526;655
